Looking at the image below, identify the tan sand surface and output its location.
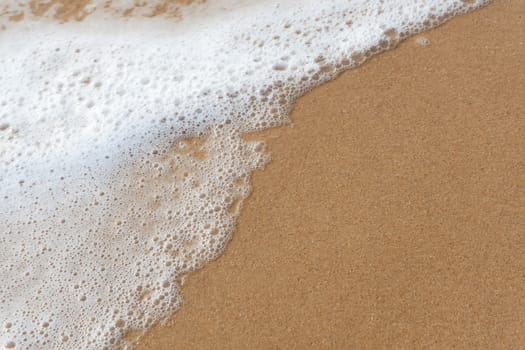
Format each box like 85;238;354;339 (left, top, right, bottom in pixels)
138;0;525;350
9;1;521;349
132;1;525;349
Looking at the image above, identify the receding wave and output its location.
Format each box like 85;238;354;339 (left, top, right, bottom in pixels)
0;0;489;349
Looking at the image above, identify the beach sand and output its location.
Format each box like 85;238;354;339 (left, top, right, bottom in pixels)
133;1;525;349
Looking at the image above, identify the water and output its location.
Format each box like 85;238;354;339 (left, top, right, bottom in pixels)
0;0;489;348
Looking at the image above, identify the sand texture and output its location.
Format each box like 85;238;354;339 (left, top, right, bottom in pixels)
133;1;525;349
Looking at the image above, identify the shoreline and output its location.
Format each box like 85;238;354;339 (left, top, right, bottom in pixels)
136;1;525;349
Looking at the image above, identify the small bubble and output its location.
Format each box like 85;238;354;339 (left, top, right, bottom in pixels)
272;63;288;71
415;36;431;46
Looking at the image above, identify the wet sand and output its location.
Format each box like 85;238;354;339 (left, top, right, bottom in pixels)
132;1;525;349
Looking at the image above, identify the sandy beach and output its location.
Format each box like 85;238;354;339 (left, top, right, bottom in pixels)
134;1;525;349
1;1;523;349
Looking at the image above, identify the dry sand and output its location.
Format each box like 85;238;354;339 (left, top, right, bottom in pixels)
134;1;525;348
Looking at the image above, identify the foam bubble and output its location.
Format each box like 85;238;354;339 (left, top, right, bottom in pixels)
0;0;489;349
415;36;432;46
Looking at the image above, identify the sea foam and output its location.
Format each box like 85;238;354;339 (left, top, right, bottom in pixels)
0;0;488;349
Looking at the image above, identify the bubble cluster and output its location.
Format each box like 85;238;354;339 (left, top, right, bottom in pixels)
0;0;489;349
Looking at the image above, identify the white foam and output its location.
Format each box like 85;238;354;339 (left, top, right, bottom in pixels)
0;0;489;349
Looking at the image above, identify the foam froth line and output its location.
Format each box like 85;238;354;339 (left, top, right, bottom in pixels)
0;0;489;349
